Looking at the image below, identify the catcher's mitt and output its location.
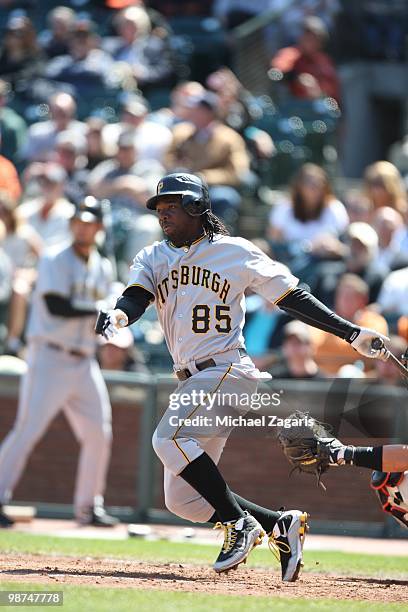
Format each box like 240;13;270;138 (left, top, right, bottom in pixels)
277;411;339;489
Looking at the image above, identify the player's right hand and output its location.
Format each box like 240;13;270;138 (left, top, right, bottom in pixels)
350;327;390;360
101;309;128;340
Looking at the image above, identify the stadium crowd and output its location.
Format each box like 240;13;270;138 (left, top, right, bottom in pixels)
0;0;407;381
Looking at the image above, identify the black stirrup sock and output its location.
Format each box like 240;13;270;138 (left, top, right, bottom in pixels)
208;493;281;532
179;452;245;523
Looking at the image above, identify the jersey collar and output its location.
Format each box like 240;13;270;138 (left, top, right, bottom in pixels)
167;233;207;250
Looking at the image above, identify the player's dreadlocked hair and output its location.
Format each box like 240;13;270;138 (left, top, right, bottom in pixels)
202;211;230;242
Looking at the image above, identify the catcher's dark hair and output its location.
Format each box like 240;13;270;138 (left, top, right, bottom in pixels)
202;210;230;242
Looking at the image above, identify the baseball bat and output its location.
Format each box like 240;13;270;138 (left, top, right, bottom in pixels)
371;338;408;379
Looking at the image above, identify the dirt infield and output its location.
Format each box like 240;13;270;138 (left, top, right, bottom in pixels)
1;554;408;603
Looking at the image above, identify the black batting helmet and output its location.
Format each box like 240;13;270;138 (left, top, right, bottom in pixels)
146;173;211;217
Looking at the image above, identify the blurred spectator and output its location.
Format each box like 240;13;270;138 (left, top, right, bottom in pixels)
55;131;88;203
85;117;110;170
374;335;407;386
343;189;372;224
269;320;326;379
103;95;172;162
0;190;40;270
106;6;175;94
363;161;408;218
164;90;250;225
344;223;384;296
0;191;41;356
372;207;408;274
314;273;388;375
121;96;172;161
0;149;22;202
377;266;408;317
17;163;74;249
0;79;26;166
278;0;340;47
268;163;348;251
0;16;45;91
88;129;164;201
39;6;76;59
45;19;115;93
23;92;86;162
87;130;162;276
98;326;150;374
106;0;173;33
206;68;255;132
206;67;275;164
314;222;386;304
151;80;205;128
270;16;340;103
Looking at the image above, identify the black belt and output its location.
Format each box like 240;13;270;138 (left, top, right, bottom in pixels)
47;342;88;359
175;348;247;381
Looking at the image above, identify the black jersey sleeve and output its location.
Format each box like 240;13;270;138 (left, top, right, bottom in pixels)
115;285;154;325
277;287;360;342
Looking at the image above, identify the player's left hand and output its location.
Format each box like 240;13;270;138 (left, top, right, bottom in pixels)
350;327;390;360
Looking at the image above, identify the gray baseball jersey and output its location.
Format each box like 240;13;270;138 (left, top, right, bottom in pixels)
27;243;113;356
127;234;298;366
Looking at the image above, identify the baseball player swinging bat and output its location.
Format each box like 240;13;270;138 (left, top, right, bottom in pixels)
95;171;407;581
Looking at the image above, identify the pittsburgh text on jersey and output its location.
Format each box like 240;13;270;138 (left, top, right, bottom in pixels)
156;265;231;306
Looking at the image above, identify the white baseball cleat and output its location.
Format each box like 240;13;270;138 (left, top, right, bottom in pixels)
268;510;309;582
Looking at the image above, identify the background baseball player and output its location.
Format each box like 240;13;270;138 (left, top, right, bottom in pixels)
0;197;117;528
98;173;388;580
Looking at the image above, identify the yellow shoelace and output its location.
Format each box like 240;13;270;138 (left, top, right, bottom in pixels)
213;521;238;553
267;533;291;563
